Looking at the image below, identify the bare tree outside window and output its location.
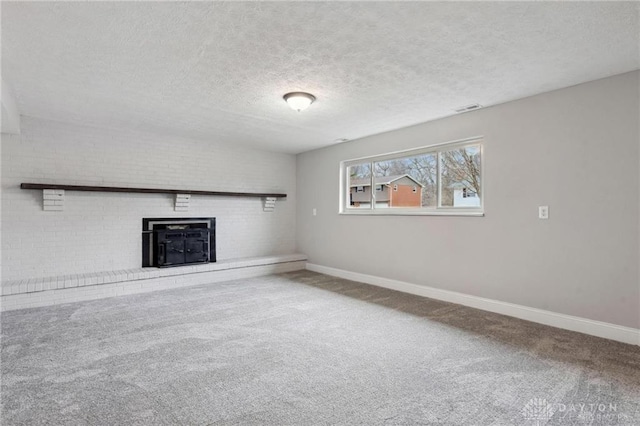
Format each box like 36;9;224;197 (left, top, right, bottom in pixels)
440;145;481;207
348;163;371;180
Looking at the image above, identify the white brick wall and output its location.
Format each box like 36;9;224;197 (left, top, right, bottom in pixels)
1;116;297;283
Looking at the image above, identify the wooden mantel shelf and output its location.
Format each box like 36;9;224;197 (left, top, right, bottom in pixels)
20;183;286;198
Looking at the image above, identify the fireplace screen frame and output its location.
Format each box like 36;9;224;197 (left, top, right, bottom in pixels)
142;217;216;267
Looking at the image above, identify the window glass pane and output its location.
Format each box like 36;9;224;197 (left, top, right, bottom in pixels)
341;140;483;214
347;162;371;208
373;154;437;208
439;145;481;207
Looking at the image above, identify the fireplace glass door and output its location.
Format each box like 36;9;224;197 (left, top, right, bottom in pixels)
155;229;210;267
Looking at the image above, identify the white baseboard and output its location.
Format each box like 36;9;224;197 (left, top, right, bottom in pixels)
306;263;640;346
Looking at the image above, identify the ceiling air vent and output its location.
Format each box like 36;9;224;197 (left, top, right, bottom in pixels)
454;104;482;113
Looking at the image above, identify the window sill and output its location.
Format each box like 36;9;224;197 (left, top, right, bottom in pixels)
339;209;484;217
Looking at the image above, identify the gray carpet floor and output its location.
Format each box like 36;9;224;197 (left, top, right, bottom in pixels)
1;270;639;425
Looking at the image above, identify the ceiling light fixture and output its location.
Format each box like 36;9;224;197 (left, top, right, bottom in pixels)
283;92;316;112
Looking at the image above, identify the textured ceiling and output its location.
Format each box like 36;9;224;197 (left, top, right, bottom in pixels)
2;2;639;154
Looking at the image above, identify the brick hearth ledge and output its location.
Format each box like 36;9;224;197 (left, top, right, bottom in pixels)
0;254;307;311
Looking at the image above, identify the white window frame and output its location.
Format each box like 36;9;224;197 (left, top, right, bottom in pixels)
339;136;484;216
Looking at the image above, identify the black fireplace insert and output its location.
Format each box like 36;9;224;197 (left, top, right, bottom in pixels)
142;217;216;267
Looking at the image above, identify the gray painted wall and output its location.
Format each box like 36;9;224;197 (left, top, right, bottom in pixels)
296;71;639;329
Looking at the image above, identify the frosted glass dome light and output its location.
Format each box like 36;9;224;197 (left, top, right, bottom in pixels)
283;92;316;112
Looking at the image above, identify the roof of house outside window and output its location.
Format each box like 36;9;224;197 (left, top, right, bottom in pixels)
349;174;424;188
449;181;476;189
